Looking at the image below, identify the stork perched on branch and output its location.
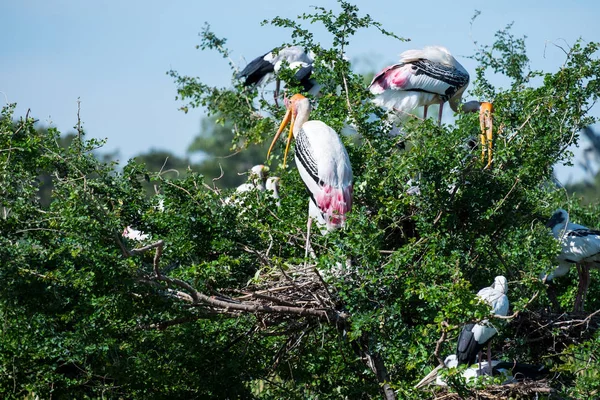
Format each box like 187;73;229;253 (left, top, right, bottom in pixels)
237;46;317;105
369;46;470;125
266;94;353;253
543;209;600;311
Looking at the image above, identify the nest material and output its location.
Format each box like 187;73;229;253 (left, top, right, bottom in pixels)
512;309;600;352
428;380;557;399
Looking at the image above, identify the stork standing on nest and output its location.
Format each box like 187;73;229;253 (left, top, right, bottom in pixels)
456;276;509;374
266;94;353;254
542;209;600;312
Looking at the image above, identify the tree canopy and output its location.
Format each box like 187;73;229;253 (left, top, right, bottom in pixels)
2;2;600;399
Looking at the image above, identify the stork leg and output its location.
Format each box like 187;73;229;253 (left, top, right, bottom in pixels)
574;264;586;312
437;101;444;126
274;79;281;107
304;217;317;265
575;264;591;312
487;346;493;376
423;105;428;120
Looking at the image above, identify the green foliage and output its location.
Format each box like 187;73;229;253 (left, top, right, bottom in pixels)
2;1;600;398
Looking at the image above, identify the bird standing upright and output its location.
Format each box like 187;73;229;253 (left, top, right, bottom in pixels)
369;46;470;125
266;94;353;254
237;46;316;105
456;276;509;374
543;209;600;311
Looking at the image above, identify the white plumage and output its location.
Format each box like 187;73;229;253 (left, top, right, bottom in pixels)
456;276;509;370
543;208;600;311
267;94;353;233
234;165;269;193
265;176;281;207
237;46;317;102
369;46;470;124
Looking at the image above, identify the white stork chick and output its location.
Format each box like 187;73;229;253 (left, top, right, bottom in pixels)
237;46;316;104
266;93;353;252
235;164;269;193
543;208;600;311
369;46;470;125
456;276;509;374
265;176;281;207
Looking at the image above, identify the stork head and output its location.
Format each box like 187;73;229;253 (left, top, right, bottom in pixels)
267;94;310;168
493;276;508;294
546;209;568;229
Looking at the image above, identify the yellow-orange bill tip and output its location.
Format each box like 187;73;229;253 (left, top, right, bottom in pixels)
266;109;292;161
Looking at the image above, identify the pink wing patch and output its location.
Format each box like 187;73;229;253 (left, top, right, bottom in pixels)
316;184;353;229
369;64;413;93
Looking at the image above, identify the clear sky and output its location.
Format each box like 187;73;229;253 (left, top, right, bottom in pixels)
1;0;598;183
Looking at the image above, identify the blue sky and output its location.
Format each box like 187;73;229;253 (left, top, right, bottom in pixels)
1;0;598;183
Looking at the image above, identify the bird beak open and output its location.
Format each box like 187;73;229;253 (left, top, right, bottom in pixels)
479;102;493;169
267;108;295;168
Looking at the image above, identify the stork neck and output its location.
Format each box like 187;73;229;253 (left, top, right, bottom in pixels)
293;99;311;137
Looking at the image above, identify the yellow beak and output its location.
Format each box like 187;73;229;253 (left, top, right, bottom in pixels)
267;108;296;168
479;102;493;169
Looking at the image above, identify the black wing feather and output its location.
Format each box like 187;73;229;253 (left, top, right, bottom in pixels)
237;52;274;86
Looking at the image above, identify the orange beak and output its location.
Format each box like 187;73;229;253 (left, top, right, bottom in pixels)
479;102;493;169
267;108;295;168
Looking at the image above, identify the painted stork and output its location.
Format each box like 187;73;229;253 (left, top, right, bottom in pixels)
456;276;509;374
266;93;353;251
237;46;317;105
368;46;470;125
542;209;600;311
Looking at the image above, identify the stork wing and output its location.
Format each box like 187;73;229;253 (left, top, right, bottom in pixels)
369;60;468;100
295;122;353;230
237;52;274;86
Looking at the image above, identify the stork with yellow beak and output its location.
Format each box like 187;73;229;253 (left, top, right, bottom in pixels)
267;94;353;248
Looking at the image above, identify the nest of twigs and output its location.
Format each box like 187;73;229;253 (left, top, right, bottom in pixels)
512;308;600;354
430;380;557;399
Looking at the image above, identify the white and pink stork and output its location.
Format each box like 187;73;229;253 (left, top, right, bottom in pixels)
237;46;317;105
369;46;495;167
543;209;600;311
369;46;470;124
266;94;353;251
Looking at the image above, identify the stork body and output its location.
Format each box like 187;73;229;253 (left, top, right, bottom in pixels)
456;276;509;374
266;177;281;207
543;209;600;311
237;46;317;104
369;46;469;125
234;164;269;193
267;94;353;252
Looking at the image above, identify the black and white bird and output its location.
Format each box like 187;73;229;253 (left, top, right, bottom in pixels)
266;93;353;254
368;46;470;125
237;46;318;104
456;276;509;374
415;354;549;388
542;208;600;311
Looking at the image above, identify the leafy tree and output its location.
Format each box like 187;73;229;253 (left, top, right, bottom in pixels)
187;115;272;189
2;2;600;399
